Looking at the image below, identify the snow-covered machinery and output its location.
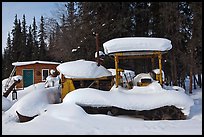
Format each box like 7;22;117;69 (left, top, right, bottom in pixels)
103;37;171;88
75;37;193;120
57;60;114;100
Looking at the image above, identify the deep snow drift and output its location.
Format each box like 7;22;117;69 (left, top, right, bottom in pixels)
2;80;201;135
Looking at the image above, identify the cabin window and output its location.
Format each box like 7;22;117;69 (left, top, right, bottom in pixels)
42;69;49;81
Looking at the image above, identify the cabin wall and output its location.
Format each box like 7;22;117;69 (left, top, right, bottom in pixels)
16;63;58;88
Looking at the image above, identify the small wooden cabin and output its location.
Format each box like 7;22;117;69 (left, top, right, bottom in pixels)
12;61;60;88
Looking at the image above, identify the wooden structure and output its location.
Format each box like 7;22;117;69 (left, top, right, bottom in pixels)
12;61;60;88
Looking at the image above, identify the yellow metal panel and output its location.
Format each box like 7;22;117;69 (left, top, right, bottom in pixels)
158;52;163;85
137;82;151;87
114;55;119;87
61;79;75;99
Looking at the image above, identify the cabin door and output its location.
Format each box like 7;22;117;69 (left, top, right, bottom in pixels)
23;69;34;88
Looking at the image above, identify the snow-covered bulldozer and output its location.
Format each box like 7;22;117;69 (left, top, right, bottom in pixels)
74;37;194;120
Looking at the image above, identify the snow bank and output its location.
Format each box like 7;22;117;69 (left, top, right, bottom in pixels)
63;82;194;116
7;86;61;117
2;96;13;111
2;75;22;95
103;37;172;54
6;83;46;101
57;59;112;78
12;60;60;66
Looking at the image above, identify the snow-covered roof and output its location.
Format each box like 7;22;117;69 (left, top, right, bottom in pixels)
103;37;172;55
12;61;61;66
57;59;112;79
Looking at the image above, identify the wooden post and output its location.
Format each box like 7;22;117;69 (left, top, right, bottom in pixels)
158;52;163;85
95;33;100;66
151;57;155;70
114;55;119;88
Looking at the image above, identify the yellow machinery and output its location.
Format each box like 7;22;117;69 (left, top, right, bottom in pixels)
137;78;152;87
61;75;114;99
114;52;164;88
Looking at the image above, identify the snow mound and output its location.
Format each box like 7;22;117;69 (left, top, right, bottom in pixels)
57;59;112;78
133;73;153;85
7;86;61;117
63;82;194;116
12;75;22;81
2;96;13;111
103;37;172;54
2;75;22;94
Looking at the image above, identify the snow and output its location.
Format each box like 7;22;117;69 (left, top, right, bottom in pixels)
56;59;112;78
103;37;172;54
133;73;153;85
12;60;60;66
2;96;13;111
95;51;105;58
108;68;135;83
45;75;60;88
7;86;61;117
12;75;22;81
2;75;22;95
2;77;202;135
71;48;77;52
63;82;194;116
152;69;165;80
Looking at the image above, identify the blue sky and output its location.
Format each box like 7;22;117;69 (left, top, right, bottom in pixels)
2;2;65;54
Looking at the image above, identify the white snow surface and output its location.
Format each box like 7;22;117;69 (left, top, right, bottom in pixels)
63;82;194;116
95;51;105;58
133;73;153;85
57;59;112;78
12;60;60;66
2;96;14;111
12;75;22;81
152;69;165;80
45;75;60;88
2;75;22;95
2;80;202;135
103;37;172;54
4;84;61;117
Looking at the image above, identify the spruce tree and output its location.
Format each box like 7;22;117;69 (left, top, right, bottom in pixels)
27;25;34;61
32;17;39;60
38;16;47;60
20;14;27;61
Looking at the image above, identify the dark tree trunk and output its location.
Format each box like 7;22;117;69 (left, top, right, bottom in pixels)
197;73;202;88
